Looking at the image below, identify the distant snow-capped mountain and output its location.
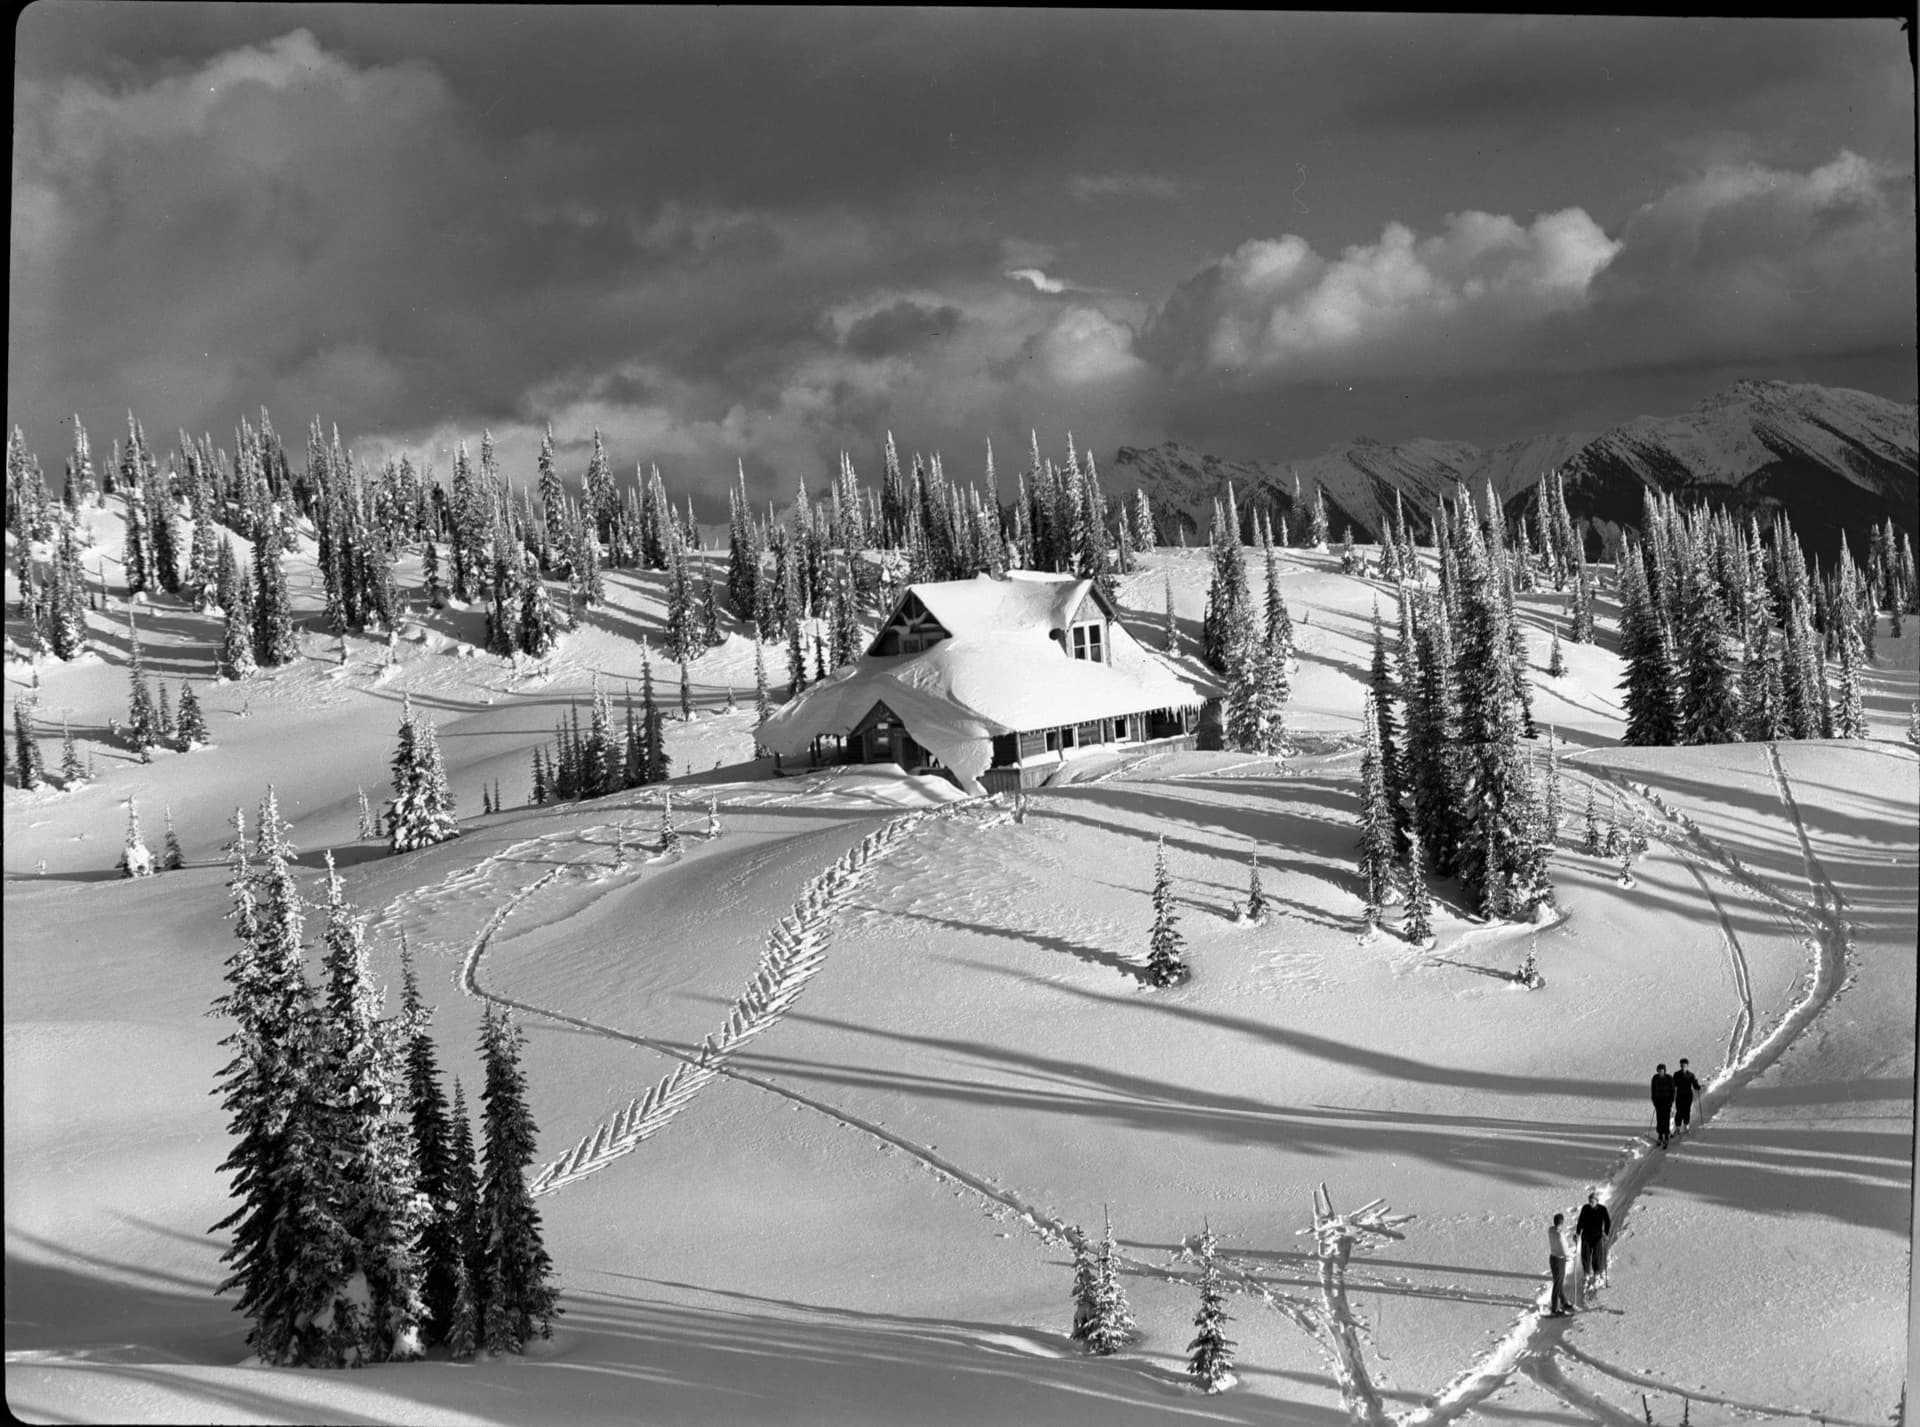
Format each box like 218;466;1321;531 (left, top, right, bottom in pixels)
1111;380;1917;555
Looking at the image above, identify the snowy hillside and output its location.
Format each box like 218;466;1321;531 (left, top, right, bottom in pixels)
5;509;1916;1425
1112;380;1917;554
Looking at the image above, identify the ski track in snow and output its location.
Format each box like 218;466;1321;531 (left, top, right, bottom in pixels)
1519;1350;1648;1427
1556;1341;1884;1426
447;799;993;1196
1365;745;1858;1427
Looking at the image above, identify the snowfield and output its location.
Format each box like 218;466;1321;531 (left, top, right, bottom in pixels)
5;518;1915;1425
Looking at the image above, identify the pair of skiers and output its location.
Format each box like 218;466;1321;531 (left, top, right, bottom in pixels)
1649;1059;1702;1148
1547;1191;1615;1315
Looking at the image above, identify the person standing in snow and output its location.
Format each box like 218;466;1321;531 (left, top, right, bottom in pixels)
1547;1213;1573;1316
1672;1058;1702;1134
1575;1190;1612;1289
1650;1062;1675;1148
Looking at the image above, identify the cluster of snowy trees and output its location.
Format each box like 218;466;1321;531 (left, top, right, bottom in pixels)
531;670;673;807
210;789;558;1366
1617;493;1913;747
1200;489;1296;755
1338;483;1558;922
113;795;185;876
121;616;211;761
1067;1212;1236;1394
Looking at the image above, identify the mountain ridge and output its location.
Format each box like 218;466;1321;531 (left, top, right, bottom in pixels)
1112;379;1917;555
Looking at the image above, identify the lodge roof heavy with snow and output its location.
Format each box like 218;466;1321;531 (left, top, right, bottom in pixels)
756;571;1223;794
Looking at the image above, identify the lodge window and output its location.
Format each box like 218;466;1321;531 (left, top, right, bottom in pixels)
1070;622;1104;663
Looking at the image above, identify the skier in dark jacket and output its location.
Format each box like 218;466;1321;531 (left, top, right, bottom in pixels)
1672;1058;1702;1133
1650;1063;1675;1147
1575;1190;1612;1287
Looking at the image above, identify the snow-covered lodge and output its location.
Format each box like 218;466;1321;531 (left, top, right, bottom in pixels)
756;571;1222;794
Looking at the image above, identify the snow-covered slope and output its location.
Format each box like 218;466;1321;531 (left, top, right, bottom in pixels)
5;509;1916;1426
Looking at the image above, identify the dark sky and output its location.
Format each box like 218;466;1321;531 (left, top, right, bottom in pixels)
11;8;1916;511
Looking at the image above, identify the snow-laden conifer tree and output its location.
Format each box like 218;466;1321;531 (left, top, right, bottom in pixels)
1068;1229;1100;1342
315;855;428;1364
752;630;772;748
60;716;82;785
1200;501;1251;674
1675;536;1742;745
1356;695;1397;927
209;791;350;1366
252;529;297;668
517;553;558;659
397;939;460;1346
387;695;460;852
1163;570;1178;654
1401;809;1435;945
1448;488;1551;919
475;1008;561;1353
1144;837;1188;987
659;789;681;856
786;599;808;696
13;699;45;789
1307;485;1330;549
680;659;694;722
1242;851;1267;923
126;618;159;756
1368;605;1409;854
1081;1210;1135;1355
156;679;175;741
444;1077;481;1360
177;679;209;747
162;804;185;870
1833;634;1868;739
119;798;156;877
1547;624;1567;677
219;569;259;681
1186;1224;1237;1393
1618;542;1679;746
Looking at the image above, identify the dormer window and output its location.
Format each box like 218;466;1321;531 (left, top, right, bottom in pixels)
1070;622;1104;663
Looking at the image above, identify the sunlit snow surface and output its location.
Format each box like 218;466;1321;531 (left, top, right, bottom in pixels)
5;513;1914;1424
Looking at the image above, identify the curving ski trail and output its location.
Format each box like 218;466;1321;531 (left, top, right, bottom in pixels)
1557;1341;1884;1426
1518;1350;1644;1427
1383;750;1858;1427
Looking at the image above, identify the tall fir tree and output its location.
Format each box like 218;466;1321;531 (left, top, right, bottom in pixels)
443;1078;481;1359
1144;837;1189;987
209;791;350;1366
219;567;259;680
177;679;209;746
1357;694;1398;926
315;856;428;1364
251;530;297;668
1617;542;1679;746
1186;1224;1237;1393
1401;805;1435;944
1449;487;1551;919
474;1008;561;1353
13;698;45;789
1368;604;1410;854
387;695;460;852
1081;1210;1136;1356
395;937;458;1352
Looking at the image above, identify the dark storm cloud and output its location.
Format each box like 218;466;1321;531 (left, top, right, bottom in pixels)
842;302;967;359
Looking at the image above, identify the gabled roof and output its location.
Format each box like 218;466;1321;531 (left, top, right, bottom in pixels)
901;571;1111;643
